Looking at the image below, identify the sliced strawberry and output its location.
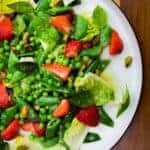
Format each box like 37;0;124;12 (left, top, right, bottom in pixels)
65;40;82;58
33;123;45;136
43;64;71;81
21;122;45;136
1;119;20;140
0;15;13;41
109;30;123;55
50;13;72;33
0;82;12;108
53;99;71;118
21;122;35;133
76;105;100;127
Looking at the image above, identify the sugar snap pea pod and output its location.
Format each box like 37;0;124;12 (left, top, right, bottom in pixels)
35;96;59;106
47;6;72;15
99;107;114;127
97;59;111;72
36;0;51;11
80;46;102;57
117;87;130;117
84;59;99;74
46;119;61;138
40;137;59;147
84;132;101;143
71;15;88;40
0;106;17;127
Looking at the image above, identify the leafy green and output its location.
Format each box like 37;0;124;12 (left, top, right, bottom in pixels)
13;15;26;36
100;25;112;48
92;6;107;30
64;118;87;150
99;107;114;127
74;73;114;107
71;15;88;40
117;87;130;117
84;132;101;143
7;1;34;13
81;20;100;42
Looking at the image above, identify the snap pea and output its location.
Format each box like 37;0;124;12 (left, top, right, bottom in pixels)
97;59;111;72
80;46;102;57
36;0;51;11
99;107;114;127
117;87;130;117
0;106;17;127
71;15;88;40
46;119;61;138
47;6;72;15
84;132;101;143
40;137;59;148
35;96;59;106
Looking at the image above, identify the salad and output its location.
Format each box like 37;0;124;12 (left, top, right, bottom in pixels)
0;0;131;150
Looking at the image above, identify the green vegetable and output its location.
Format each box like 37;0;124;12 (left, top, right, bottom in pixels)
35;96;59;106
117;87;130;117
0;138;9;150
74;73;114;107
80;46;102;57
71;15;88;40
40;138;58;148
84;132;101;143
13;15;26;36
0;106;17;127
47;6;72;15
92;6;107;30
7;2;34;14
99;107;114;127
36;0;51;12
46;119;61;138
125;56;133;68
64;118;87;150
97;59;111;72
100;25;112;48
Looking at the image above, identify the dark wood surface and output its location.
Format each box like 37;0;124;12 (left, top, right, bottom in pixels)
113;0;150;149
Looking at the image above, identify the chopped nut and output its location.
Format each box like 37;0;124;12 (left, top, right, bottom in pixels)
21;106;29;118
23;32;32;51
125;56;133;68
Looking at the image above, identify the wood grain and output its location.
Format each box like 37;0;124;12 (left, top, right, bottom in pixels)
113;0;150;149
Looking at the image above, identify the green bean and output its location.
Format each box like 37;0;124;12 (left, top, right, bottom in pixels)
35;96;59;106
0;106;17;127
80;46;102;57
41;138;58;147
99;107;114;127
84;132;101;143
47;6;72;15
46;119;61;138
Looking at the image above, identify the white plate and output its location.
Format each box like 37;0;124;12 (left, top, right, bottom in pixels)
74;0;143;149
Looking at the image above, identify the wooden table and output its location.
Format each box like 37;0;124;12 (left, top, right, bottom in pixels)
113;0;150;149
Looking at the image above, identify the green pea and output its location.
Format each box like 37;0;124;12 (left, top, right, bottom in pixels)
15;114;20;119
7;73;13;79
0;125;4;131
83;56;90;62
35;74;41;80
4;45;9;50
78;71;84;77
75;62;82;68
39;114;47;122
43;92;48;97
19;41;24;46
40;108;46;114
29;134;35;141
28;96;33;102
16;45;21;51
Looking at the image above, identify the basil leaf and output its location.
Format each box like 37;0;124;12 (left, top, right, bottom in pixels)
92;6;107;30
99;107;114;127
84;132;101;143
13;15;26;36
7;2;34;13
100;25;112;48
71;15;88;40
117;87;130;117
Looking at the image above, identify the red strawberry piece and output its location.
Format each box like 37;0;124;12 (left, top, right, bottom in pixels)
33;123;45;136
65;40;82;58
50;13;72;33
76;105;100;127
109;30;123;55
43;64;71;81
0;15;13;41
21;122;45;136
1;119;20;140
0;82;12;108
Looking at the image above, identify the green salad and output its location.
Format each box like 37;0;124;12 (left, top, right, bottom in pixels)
0;0;131;149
